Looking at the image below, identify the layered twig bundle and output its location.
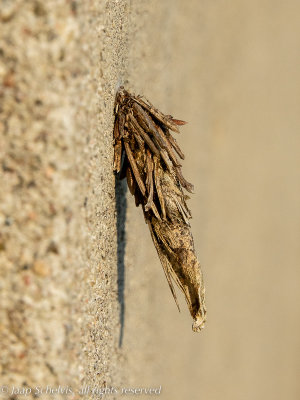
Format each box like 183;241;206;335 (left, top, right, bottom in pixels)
113;87;206;331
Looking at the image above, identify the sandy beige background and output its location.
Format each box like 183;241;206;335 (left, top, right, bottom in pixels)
0;0;299;399
124;1;300;399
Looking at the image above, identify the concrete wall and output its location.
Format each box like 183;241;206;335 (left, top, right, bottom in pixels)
1;1;299;399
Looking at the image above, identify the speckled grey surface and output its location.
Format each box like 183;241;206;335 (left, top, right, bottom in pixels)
0;1;85;396
0;0;129;398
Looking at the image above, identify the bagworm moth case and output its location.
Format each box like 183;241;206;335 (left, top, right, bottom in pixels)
113;87;206;332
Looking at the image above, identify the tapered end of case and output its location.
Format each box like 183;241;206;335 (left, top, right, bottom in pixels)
192;316;206;332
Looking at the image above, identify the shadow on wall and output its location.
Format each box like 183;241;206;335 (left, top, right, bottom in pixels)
115;176;127;347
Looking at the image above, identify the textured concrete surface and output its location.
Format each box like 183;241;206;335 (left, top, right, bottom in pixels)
0;1;129;398
0;1;85;397
1;0;299;400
